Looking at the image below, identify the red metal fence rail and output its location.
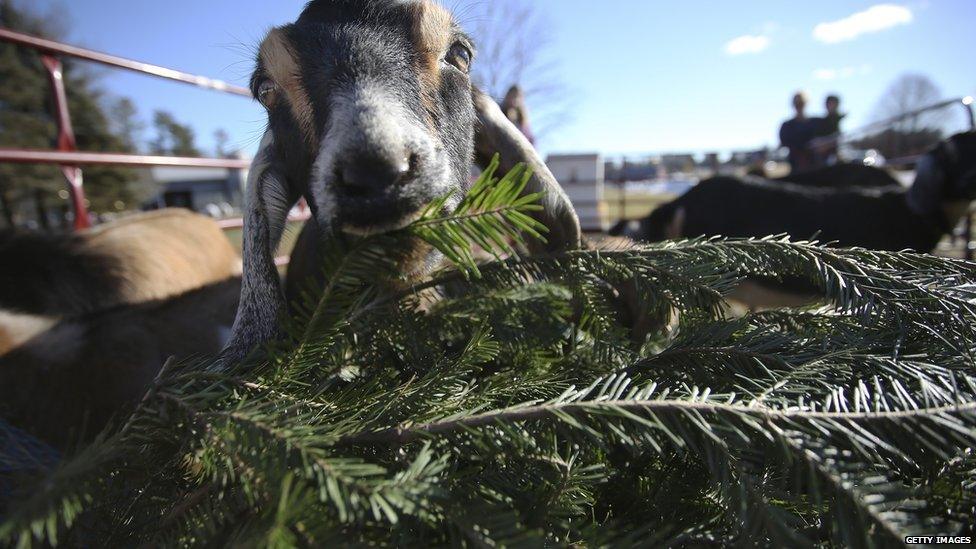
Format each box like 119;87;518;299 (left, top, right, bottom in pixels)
0;27;253;230
0;28;251;96
0;150;250;169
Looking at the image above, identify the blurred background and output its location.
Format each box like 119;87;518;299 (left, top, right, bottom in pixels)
0;0;974;233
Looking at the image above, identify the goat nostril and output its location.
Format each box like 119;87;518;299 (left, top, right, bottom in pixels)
394;156;411;176
404;153;420;181
335;153;419;194
389;153;418;185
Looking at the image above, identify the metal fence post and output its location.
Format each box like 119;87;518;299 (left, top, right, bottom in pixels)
41;54;90;230
963;98;975;260
618;178;626;221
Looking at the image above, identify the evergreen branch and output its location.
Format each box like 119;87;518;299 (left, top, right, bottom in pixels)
409;155;547;276
335;376;976;444
6;163;976;546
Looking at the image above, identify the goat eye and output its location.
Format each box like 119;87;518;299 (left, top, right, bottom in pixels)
257;80;278;107
445;43;472;73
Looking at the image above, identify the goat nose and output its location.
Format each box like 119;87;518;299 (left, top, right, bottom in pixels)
336;153;416;195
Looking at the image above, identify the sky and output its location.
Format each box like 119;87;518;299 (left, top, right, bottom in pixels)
24;0;976;159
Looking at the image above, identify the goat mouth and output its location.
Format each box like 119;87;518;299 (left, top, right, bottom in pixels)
341;210;426;236
336;192;428;236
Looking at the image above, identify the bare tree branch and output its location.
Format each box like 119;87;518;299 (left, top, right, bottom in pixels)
455;0;576;142
871;73;943;124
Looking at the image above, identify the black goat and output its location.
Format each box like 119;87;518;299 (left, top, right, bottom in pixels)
775;162;899;189
619;132;976;253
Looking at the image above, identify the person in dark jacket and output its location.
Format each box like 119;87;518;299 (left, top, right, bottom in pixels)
820;95;844;135
779;92;817;174
811;94;845;166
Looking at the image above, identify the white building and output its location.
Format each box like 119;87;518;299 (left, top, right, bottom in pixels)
141;165;247;214
546;153;606;232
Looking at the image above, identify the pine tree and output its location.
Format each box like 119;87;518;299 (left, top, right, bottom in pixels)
214;128;232;158
2;162;976;547
0;0;61;225
108;98;144;153
0;0;141;219
150;111;201;158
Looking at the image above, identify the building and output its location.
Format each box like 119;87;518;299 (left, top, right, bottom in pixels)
703;152;721;172
659;153;696;174
604;158;660;183
142;163;247;216
546;153;606;232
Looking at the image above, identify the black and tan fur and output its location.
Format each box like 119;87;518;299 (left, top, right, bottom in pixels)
225;0;581;362
0;209;241;358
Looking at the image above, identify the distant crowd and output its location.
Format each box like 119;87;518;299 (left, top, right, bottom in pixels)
779;92;845;174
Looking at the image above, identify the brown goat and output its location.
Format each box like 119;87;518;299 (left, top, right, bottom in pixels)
0;279;241;449
81;209;242;307
0;208;241;318
0;210;242;449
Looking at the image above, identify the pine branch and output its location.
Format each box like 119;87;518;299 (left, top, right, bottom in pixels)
6;164;976;547
410;155;546;276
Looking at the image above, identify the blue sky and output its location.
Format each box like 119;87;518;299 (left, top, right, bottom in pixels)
29;0;976;158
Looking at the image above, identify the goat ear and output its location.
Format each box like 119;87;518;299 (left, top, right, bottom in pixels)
472;87;581;253
221;130;297;365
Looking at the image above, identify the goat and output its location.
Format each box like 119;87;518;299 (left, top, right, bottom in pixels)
225;0;581;362
619;132;976;253
609;163;902;239
0;210;242;449
0;209;241;317
0;279;240;450
774;162;899;189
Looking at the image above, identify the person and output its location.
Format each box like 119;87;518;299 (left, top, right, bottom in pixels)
500;85;535;145
810;94;845;166
779;92;817;174
820;95;844;136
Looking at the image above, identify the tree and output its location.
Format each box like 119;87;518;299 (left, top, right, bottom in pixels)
67;72;141;213
463;0;575;141
0;0;142;221
149;110;201;158
872;73;943;122
3;166;976;547
213;128;231;158
108;97;144;152
0;0;62;226
856;74;947;160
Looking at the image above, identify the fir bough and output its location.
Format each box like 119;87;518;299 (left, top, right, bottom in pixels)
2;162;976;548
